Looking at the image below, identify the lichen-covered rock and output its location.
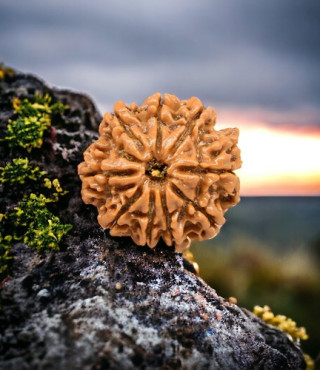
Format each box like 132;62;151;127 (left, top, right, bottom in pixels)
0;68;306;369
0;240;305;370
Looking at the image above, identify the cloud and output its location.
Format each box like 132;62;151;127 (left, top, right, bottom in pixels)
1;0;319;124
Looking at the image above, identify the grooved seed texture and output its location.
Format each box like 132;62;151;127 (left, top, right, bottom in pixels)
78;93;241;251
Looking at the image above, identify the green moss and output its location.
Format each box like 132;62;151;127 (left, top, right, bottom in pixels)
4;115;50;151
42;178;68;202
1;193;72;254
1;94;67;152
0;158;71;263
0;158;45;184
0;232;13;274
16;193;72;251
12;94;64;115
0;92;72;308
0;158;68;203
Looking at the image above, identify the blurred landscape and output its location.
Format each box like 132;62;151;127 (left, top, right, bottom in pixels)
191;196;320;358
1;0;320;364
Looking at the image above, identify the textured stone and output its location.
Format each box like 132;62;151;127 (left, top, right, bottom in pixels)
0;69;305;369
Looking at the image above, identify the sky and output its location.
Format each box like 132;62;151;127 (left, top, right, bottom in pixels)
1;0;320;195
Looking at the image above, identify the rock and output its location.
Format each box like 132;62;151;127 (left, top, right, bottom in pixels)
0;68;306;369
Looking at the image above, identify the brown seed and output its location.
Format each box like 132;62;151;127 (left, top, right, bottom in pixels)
78;93;241;252
229;296;238;305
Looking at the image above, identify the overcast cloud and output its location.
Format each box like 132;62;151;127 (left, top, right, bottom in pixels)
1;0;320;126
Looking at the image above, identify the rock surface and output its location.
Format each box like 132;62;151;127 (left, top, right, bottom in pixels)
0;69;306;369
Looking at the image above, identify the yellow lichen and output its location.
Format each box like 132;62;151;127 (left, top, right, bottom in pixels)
253;305;309;343
0;64;15;79
304;353;315;370
183;249;200;275
1;94;66;152
0;93;71;278
0;158;45;185
43;178;52;189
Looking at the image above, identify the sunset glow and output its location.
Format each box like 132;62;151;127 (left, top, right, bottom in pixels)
218;114;320;196
98;103;320;197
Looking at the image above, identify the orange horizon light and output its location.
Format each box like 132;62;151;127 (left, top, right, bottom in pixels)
217;114;320;196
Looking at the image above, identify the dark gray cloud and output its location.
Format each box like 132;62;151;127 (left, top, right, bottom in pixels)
1;0;320;125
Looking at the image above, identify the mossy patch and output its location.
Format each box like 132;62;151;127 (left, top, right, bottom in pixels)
0;234;13;274
0;94;72;277
1;94;67;152
0;158;45;184
1;193;72;252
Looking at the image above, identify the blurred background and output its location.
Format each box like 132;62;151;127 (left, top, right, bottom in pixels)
1;0;319;359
